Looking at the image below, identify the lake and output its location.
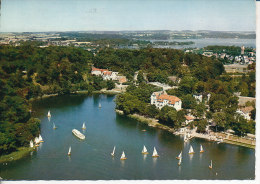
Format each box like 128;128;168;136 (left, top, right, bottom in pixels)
0;94;255;180
150;38;256;49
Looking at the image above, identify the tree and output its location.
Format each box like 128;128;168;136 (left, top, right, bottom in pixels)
137;71;145;83
212;112;227;131
196;119;208;133
106;80;115;90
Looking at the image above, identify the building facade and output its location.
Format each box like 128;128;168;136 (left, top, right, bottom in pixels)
151;91;182;111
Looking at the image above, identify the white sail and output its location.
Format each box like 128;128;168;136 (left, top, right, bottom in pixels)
152;147;158;157
121;151;126;159
189;145;194;154
34;137;38;143
82;122;86;129
200;145;204;152
99;103;101;108
39;135;43;142
68;146;71;155
111;146;115;156
178;157;182;165
209;160;213;168
142;145;147;153
53;123;56;129
30;140;34;148
47;110;51;117
178;151;182;158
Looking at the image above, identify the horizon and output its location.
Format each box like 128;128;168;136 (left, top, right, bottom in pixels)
0;0;256;32
0;30;256;34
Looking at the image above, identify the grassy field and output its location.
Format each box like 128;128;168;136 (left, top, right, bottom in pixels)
0;147;34;163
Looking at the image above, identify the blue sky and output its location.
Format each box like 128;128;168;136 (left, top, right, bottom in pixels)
0;0;256;32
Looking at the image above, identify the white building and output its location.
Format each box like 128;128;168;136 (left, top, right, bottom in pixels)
151;91;182;110
91;67;120;81
193;93;211;103
236;106;254;121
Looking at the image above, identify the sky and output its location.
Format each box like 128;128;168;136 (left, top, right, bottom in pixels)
0;0;256;32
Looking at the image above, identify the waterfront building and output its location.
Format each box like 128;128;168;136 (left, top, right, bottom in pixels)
236;106;254;121
151;91;182;110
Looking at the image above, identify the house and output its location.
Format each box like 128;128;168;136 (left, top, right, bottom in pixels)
91;67;109;76
236;106;254;121
184;115;195;125
151;91;182;110
193;93;211;103
118;76;127;84
91;67;120;81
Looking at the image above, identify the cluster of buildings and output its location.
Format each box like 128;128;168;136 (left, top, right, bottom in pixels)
91;67;127;84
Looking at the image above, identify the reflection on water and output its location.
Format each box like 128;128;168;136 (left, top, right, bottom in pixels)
143;154;147;161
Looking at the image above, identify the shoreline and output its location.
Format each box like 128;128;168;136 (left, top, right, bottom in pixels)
0;147;33;164
29;89;121;102
115;110;255;149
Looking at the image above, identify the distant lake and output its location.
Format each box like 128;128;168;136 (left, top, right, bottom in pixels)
150;38;256;49
0;94;255;180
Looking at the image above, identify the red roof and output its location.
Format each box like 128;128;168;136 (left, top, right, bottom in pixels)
185;115;195;120
103;71;112;75
156;93;181;105
92;67;109;72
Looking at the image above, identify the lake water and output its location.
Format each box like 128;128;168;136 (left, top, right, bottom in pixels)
0;94;255;180
150;38;256;49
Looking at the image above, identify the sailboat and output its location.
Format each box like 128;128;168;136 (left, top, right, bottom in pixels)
39;135;44;143
120;151;127;160
209;160;213;169
178;156;182;166
34;137;40;146
200;144;204;153
53;123;57;129
47;110;51;117
142;145;149;154
68;146;71;156
99;103;102;108
176;151;182;160
152;147;159;157
189;145;195;154
82;122;86;130
30;140;34;148
111;146;116;156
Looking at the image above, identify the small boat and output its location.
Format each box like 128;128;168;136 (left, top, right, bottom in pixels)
111;146;116;156
30;140;34;148
142;145;149;154
120;151;127;160
39;135;44;143
178;156;182;166
189;145;195;154
209;160;213;169
68;146;71;156
34;137;40;146
176;151;182;160
152;147;159;157
142;129;146;132
72;129;85;140
82;122;86;130
47;110;51;117
200;144;204;153
99;103;102;108
53;123;57;129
